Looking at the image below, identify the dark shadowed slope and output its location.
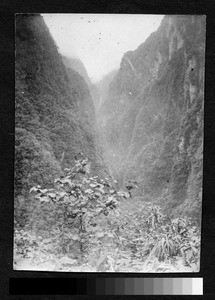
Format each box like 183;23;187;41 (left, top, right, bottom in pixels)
97;15;205;221
15;14;106;197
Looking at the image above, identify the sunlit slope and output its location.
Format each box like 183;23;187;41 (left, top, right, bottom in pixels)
97;15;205;221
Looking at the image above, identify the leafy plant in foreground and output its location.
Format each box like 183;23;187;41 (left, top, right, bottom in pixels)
140;204;200;269
14;155;129;269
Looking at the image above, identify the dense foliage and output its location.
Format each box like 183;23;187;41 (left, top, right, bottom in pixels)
14;157;200;272
14;14;203;273
15;14;106;197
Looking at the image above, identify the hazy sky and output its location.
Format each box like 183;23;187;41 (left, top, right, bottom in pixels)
42;14;164;83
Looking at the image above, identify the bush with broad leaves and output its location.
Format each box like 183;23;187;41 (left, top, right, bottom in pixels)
14;155;129;266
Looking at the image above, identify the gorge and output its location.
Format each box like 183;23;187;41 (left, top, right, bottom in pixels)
14;14;205;272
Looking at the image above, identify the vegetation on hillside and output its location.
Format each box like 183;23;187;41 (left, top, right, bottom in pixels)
14;156;200;272
96;15;205;223
15;14;106;198
14;14;203;272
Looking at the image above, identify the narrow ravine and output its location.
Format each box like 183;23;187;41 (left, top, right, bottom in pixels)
14;14;205;273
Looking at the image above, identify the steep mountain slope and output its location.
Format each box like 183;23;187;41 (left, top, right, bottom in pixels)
95;69;118;110
15;14;106;196
97;15;205;220
62;56;100;108
62;56;92;86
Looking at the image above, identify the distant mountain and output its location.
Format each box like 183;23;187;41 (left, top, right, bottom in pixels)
15;14;107;196
62;56;92;86
97;15;205;221
62;56;100;108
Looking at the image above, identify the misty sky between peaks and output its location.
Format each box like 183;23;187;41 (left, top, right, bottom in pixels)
42;14;164;83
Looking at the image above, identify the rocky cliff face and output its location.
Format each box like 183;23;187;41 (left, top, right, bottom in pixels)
15;14;106;196
97;15;205;220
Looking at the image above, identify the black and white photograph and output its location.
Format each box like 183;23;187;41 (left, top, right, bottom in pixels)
14;13;205;272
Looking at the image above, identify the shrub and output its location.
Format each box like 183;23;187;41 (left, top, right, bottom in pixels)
14;156;127;267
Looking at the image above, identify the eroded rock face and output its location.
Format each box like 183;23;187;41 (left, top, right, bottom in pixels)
15;14;106;196
97;15;205;220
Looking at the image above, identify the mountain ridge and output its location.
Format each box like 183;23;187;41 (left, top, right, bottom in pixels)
97;15;205;221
